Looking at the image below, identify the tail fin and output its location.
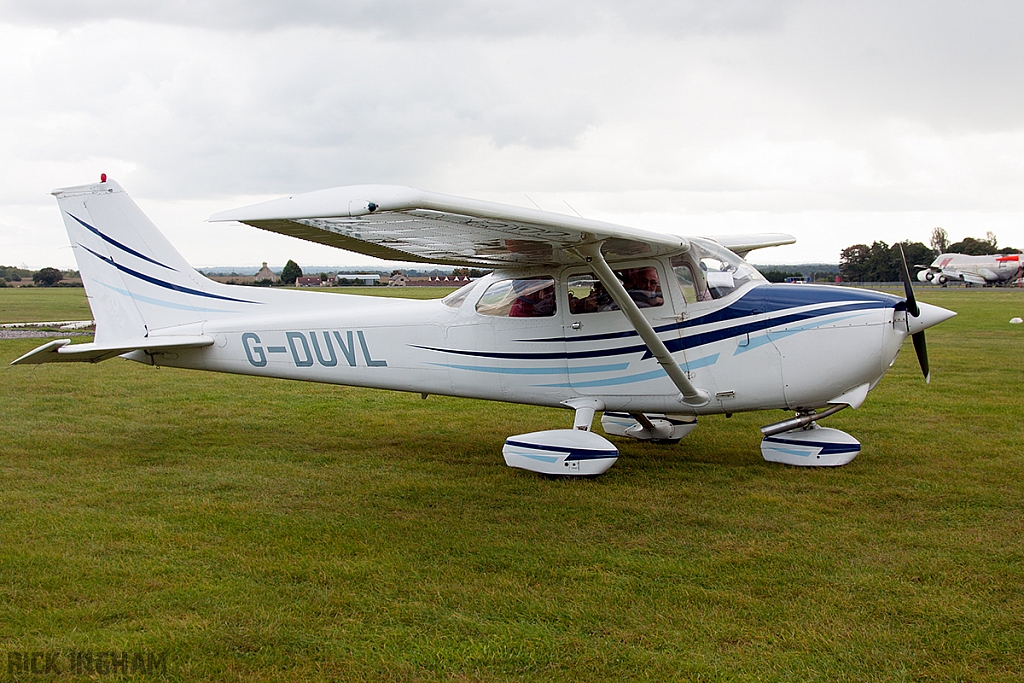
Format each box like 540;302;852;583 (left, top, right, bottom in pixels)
54;178;261;344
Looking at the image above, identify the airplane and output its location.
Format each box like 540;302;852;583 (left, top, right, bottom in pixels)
13;176;956;476
917;252;1022;286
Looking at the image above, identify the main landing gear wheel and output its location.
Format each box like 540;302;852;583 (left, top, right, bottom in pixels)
760;422;861;467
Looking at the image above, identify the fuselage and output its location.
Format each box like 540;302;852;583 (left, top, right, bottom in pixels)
141;261;911;416
918;252;1021;285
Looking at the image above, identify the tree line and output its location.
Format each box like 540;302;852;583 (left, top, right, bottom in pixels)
839;228;1019;283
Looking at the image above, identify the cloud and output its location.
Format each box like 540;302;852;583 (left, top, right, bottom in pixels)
0;0;798;36
2;0;1023;268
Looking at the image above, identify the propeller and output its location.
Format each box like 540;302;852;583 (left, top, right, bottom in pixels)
897;243;930;383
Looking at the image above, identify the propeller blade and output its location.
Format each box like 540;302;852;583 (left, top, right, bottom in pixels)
897;243;920;317
898;243;931;381
912;331;930;383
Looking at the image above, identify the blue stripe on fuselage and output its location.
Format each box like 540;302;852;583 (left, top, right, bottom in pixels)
416;284;901;362
521;284;899;344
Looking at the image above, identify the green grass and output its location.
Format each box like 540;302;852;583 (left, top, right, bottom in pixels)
0;286;93;323
0;286;457;324
1;288;1023;681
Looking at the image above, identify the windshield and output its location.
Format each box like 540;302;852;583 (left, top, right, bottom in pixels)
672;238;765;300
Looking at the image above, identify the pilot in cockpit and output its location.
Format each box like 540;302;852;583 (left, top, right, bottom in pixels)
623;266;663;308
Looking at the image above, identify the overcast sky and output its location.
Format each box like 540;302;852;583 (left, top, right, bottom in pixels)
2;0;1022;270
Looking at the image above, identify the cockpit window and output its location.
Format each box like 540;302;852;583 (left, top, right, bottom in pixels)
568;267;664;313
671;239;765;300
475;278;556;317
441;280;475;308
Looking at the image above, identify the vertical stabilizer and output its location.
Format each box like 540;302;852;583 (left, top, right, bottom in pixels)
53;178;260;344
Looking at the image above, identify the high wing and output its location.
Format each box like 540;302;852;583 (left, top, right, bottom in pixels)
210;185;794;267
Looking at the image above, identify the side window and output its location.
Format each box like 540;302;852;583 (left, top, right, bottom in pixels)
442;281;475;308
671;264;704;303
475;278;556;317
671;255;712;302
567;266;664;314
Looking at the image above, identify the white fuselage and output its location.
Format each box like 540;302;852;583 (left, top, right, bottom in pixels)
141;266;910;416
918;252;1022;285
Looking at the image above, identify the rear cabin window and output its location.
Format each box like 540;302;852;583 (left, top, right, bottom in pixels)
475;278;556;317
567;267;664;314
441;280;476;308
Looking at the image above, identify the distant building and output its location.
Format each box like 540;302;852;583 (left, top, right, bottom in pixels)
387;272;472;287
295;276;322;287
254;262;278;282
336;274;380;285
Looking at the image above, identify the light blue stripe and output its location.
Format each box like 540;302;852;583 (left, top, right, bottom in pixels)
95;280;242;314
767;447;812;457
507;451;561;463
539;354;719;388
428;362;628;375
735;313;870;355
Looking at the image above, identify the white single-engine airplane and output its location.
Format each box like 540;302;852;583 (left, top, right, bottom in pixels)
917;252;1022;286
14;177;956;476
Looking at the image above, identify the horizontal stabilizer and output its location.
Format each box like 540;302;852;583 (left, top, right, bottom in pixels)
11;336;214;365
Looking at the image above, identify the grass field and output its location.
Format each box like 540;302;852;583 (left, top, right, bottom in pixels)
1;286;1023;681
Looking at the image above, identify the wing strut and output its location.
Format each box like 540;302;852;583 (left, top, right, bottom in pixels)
575;242;710;408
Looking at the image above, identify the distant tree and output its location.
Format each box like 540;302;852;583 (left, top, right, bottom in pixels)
761;269;805;283
930;227;949;254
840;241;932;282
897;241;935;271
839;244;871;282
946;237;996;256
32;267;63;287
280;260;302;285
